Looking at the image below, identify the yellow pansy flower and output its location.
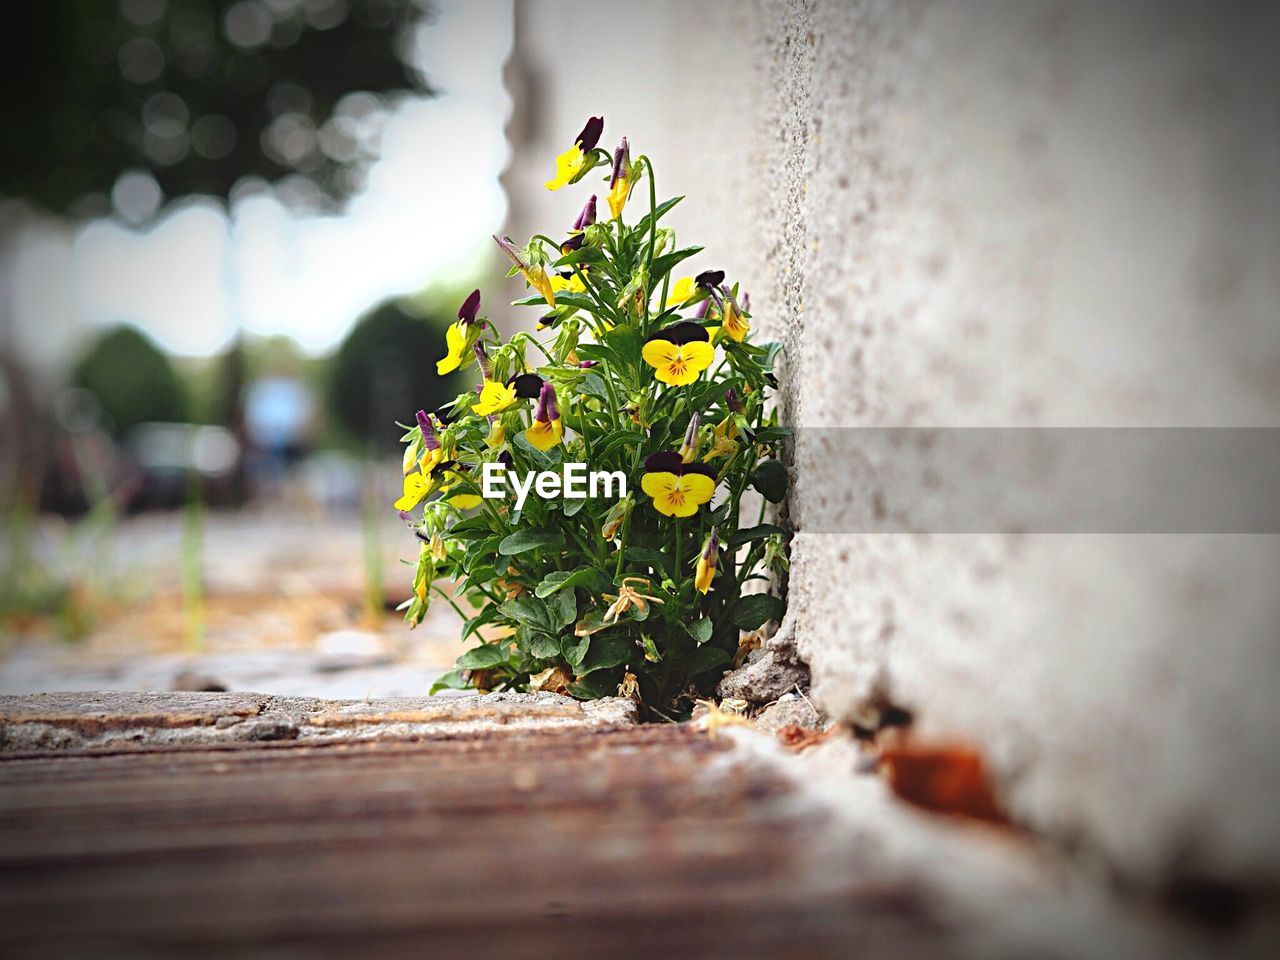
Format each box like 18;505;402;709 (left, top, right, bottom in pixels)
668;275;697;307
641;322;715;386
436;289;482;375
545;116;604;191
641;470;716;518
548;272;586;295
640;452;717;518
474;380;517;416
394;470;433;512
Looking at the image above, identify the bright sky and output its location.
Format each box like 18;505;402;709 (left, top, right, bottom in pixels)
9;0;512;362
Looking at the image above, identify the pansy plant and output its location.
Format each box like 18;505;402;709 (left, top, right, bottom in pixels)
396;118;789;718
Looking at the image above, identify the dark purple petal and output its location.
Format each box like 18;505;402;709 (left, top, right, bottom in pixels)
534;381;560;423
560;234;585;254
577;360;598;369
473;341;492;378
572;194;597;231
644;450;684;474
725;388;743;414
493;234;526;270
681;462;718;480
537;312;562;330
646;321;709;345
610;136;630;185
416;410;441;450
695;270;725;289
508;373;544;399
458;288;481;324
702;526;720;561
682;413;700;450
433;400;461;425
498;450;514;469
576;116;604;152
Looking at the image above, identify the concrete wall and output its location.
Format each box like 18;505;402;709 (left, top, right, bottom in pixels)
505;0;1280;894
758;0;1280;891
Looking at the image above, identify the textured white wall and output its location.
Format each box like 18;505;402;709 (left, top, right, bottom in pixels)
505;0;1280;892
757;0;1280;888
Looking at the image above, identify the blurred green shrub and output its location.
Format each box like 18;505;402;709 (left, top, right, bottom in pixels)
327;300;461;454
71;326;189;436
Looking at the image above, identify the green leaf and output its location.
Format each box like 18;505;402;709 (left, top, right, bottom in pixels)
726;523;787;548
499;528;564;556
685;645;731;678
649;246;703;283
511;431;557;469
546;587;578;630
568;671;619;700
752;426;793;444
603;323;642;360
552;246;610;269
625;547;667;569
684;617;713;645
534;569;576;598
526;632;560;659
561;635;591;668
749;460;788;503
457;643;512;670
563;496;587;517
578;372;610;401
429;669;471;695
536;567;611;598
633;195;684;235
579;632;633;674
461;603;501;641
499;596;554;631
732;593;784;630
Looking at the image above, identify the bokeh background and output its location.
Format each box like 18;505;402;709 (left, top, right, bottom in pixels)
0;0;518;694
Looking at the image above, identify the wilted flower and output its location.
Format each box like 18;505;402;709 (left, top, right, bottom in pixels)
545;116;604;191
494;234;556;306
600;494;633;540
602;577;664;623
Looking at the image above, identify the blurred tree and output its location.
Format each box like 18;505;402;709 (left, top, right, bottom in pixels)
327;299;459;453
71;326;189;435
0;0;430;220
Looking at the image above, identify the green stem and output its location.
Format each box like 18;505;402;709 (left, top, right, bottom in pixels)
431;582;469;621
